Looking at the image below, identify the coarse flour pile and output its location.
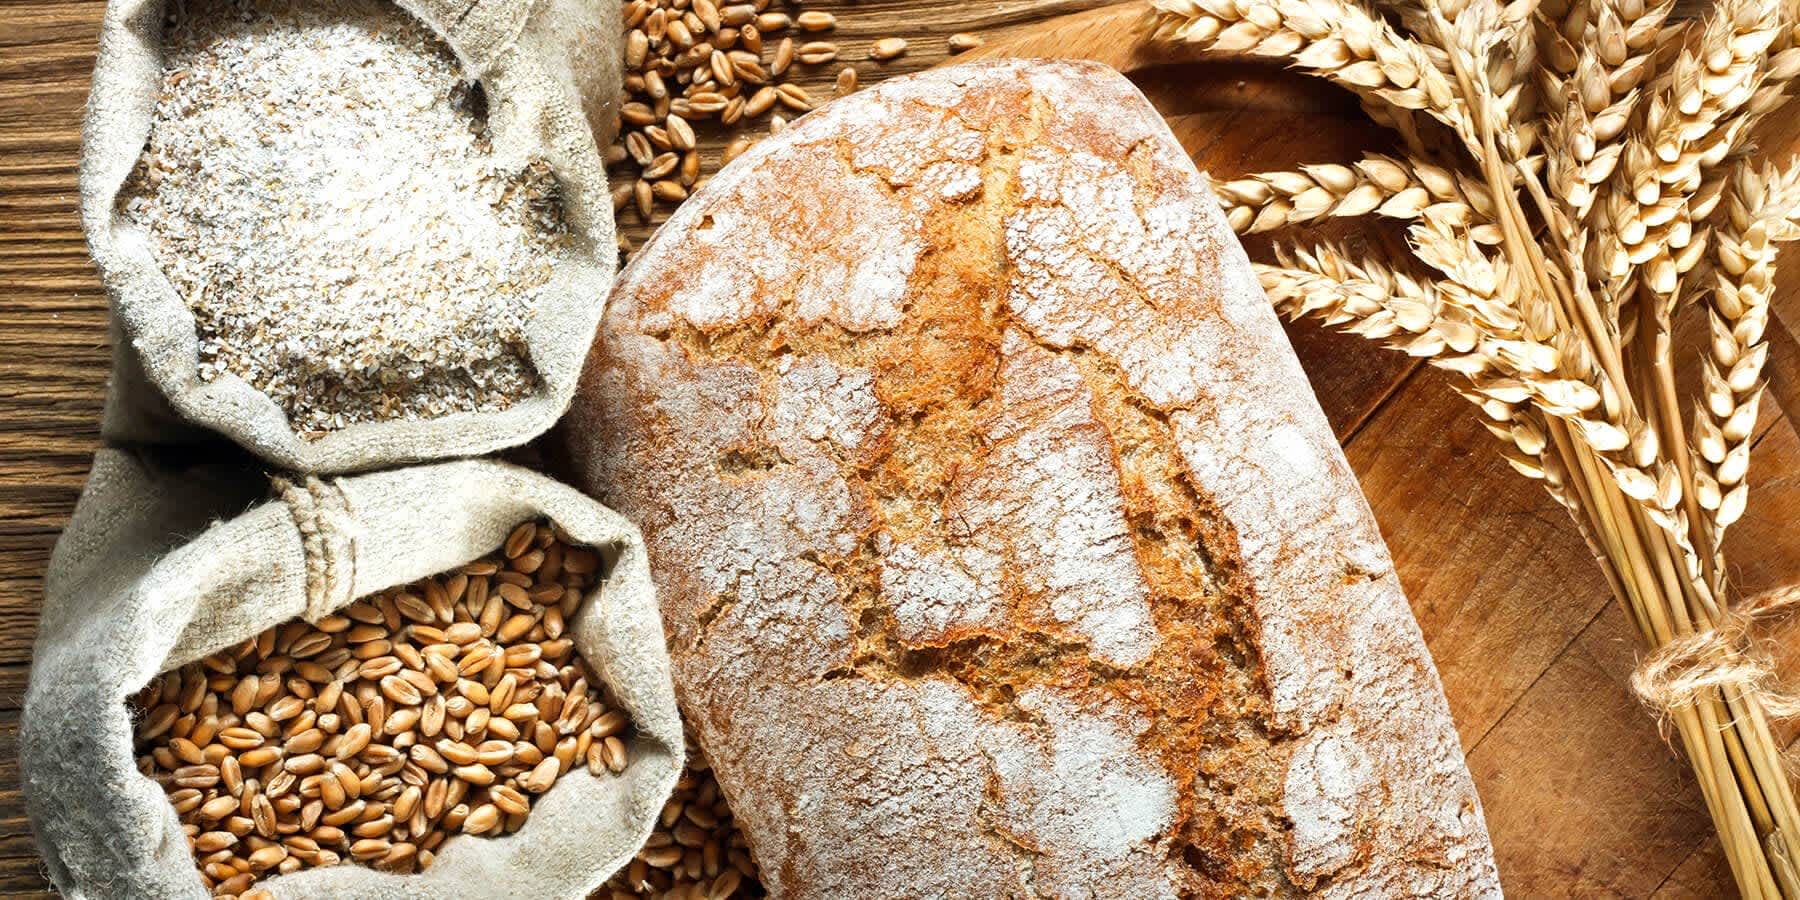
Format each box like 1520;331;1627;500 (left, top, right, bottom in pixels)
121;0;574;434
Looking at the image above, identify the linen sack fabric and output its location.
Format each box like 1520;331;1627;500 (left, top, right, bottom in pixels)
22;450;683;899
80;0;623;473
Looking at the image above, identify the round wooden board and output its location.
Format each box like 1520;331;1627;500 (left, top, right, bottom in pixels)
940;4;1800;898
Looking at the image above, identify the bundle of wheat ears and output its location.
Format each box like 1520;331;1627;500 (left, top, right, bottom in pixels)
1145;0;1800;892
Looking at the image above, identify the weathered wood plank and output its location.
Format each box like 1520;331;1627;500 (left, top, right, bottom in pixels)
1467;599;1715;895
1343;365;1615;747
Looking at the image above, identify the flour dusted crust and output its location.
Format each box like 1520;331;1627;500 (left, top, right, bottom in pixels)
566;60;1500;898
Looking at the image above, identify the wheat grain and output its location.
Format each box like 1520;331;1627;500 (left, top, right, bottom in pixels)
603;738;763;898
947;32;984;53
611;0;863;226
796;41;838;64
133;522;627;895
869;37;908;61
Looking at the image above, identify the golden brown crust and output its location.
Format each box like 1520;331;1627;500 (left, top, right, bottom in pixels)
565;60;1498;899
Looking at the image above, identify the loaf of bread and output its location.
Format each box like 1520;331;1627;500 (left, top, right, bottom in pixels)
565;59;1499;898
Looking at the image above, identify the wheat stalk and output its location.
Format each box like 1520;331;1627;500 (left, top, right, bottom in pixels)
1149;0;1800;891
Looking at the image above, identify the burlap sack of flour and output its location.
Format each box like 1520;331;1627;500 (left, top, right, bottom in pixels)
21;449;682;899
80;0;622;473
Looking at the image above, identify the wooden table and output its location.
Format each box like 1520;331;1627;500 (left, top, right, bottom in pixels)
5;0;1799;895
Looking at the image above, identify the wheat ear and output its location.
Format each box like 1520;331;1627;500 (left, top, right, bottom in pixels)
1600;0;1785;300
1257;243;1487;358
1146;0;1479;148
1211;153;1500;237
1692;162;1799;541
1541;0;1679;226
1263;227;1642;473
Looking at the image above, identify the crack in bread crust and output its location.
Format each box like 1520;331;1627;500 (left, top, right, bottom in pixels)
567;60;1499;900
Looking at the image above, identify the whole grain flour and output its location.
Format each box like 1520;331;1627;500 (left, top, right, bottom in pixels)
83;0;622;473
22;449;683;899
123;0;570;435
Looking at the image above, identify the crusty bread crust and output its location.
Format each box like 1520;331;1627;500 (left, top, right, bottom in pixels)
566;60;1500;898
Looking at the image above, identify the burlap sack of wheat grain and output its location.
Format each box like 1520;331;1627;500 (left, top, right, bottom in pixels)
21;449;682;899
80;0;622;474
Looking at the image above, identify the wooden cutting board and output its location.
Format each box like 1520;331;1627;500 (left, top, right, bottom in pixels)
950;3;1800;896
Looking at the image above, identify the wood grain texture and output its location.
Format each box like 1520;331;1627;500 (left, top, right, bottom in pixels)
1;0;106;894
1;0;1796;897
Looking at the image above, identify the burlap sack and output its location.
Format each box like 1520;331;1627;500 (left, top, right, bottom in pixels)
80;0;622;473
22;448;682;899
